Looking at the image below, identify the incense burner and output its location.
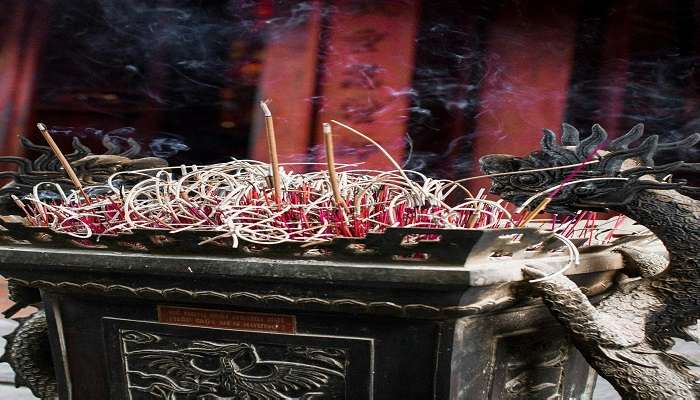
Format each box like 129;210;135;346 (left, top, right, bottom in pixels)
0;226;649;399
0;132;663;399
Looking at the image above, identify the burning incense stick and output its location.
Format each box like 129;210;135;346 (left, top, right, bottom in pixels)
330;119;405;178
36;123;91;205
329;119;448;210
259;101;282;204
322;123;348;211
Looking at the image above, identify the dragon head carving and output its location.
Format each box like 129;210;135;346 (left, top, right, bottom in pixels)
479;124;700;213
0;135;168;197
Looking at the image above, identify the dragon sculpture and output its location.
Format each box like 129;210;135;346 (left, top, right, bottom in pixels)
0;134;166;205
480;123;700;399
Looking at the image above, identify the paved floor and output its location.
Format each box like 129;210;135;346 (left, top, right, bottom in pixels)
0;279;40;399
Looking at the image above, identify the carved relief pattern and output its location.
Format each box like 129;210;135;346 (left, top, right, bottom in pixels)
499;334;568;399
119;329;347;399
0;135;166;204
7;277;516;318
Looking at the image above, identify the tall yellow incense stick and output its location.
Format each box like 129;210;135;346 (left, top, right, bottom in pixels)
518;197;552;227
259;101;282;204
36;123;91;205
322;123;348;211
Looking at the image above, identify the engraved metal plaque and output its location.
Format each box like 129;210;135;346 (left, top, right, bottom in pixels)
157;305;297;333
103;318;374;400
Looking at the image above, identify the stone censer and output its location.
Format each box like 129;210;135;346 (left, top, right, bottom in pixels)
0;122;695;400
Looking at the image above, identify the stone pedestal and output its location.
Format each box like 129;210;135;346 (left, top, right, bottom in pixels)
0;236;634;400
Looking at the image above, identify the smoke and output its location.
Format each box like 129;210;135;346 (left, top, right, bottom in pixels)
41;0;322;108
566;56;700;164
149;135;191;158
34;0;700;172
48;126;190;159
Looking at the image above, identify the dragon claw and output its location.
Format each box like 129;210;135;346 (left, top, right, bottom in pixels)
522;265;547;279
614;246;668;277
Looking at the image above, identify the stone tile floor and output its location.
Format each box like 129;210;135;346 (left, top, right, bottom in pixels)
0;279;41;399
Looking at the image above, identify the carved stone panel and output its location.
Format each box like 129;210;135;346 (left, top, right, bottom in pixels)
490;332;569;399
450;306;594;399
103;318;374;400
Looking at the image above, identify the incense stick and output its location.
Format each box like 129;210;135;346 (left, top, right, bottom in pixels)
259;101;282;204
322;123;348;211
455;160;600;183
10;195;35;224
329;119;448;209
518;197;551;227
11;195;29;214
22;158;523;241
330;119;407;180
36;123;91;205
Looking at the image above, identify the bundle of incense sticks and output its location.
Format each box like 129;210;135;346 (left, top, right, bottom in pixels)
12;159;627;246
15;160;518;243
15;114;626;247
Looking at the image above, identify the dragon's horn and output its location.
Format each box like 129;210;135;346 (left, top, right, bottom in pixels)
541;128;559;151
542;128;579;164
609;123;644;150
656;132;700;151
637;135;659;166
561;123;580;146
577;124;608;157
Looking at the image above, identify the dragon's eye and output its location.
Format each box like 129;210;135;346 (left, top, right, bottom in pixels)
573;185;595;194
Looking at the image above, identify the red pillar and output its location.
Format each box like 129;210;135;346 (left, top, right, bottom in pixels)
0;3;49;156
250;2;323;166
312;1;421;169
